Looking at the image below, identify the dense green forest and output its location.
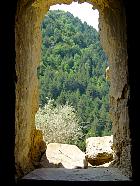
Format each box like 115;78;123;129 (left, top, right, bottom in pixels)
37;10;112;150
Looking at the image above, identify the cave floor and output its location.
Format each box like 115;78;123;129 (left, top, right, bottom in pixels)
22;167;130;181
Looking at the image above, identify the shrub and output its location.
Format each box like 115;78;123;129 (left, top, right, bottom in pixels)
35;99;83;146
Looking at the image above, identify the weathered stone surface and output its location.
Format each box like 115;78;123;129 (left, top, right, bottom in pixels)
22;167;130;181
15;0;132;179
29;129;46;167
85;135;114;166
41;143;88;169
99;0;132;176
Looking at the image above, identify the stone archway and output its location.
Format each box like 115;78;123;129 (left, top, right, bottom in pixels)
15;0;131;179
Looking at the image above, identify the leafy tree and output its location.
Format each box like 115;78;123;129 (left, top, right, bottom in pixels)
37;10;112;151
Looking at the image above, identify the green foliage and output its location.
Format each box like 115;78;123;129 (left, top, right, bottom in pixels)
37;10;112;151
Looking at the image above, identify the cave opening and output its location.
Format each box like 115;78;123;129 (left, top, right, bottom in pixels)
15;0;132;182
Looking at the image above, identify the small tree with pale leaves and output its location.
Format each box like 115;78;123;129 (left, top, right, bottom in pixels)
35;99;83;146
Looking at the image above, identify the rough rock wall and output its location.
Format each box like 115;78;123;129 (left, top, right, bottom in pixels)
99;0;132;177
15;1;46;178
15;0;131;179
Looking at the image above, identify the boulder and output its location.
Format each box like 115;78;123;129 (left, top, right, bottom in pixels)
41;143;88;169
85;135;114;166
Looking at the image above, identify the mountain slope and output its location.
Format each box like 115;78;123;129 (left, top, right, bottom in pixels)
37;10;112;150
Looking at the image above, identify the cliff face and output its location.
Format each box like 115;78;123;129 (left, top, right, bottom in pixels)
15;0;131;178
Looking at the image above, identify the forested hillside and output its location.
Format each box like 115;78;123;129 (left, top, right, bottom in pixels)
37;10;112;150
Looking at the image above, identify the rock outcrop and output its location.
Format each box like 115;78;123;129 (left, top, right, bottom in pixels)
41;143;88;169
85;135;114;166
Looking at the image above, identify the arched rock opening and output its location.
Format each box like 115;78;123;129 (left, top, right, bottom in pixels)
15;0;131;179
